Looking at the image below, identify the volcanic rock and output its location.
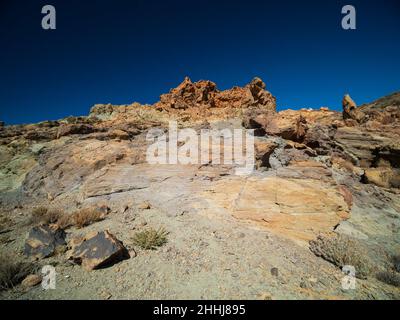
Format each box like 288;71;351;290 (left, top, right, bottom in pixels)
67;230;129;270
24;225;67;259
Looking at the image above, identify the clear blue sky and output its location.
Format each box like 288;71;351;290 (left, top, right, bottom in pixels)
0;0;399;124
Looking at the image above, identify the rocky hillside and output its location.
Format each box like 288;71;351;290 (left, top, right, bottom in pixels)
0;78;399;299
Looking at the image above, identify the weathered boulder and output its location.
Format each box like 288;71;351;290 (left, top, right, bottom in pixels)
254;138;278;168
67;230;129;270
343;94;365;123
21;274;42;288
242;111;270;136
244;77;276;111
24;225;67;259
362;167;399;188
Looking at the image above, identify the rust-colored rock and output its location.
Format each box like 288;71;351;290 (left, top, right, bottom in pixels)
154;77;276;121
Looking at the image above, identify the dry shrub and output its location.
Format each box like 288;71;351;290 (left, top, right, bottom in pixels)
72;208;104;229
31;206;65;225
376;271;400;287
0;252;36;290
30;206;75;229
55;213;73;229
31;206;106;229
132;227;168;250
309;234;373;279
0;216;12;232
392;254;400;273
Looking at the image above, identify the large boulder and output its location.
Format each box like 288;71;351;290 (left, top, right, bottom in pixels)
24;225;67;259
343;94;365;123
67;230;129;270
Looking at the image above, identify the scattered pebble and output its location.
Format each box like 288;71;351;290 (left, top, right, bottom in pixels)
271;267;279;277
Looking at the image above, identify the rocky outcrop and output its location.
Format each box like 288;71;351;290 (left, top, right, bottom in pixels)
359;91;400;123
342;94;365;123
154;77;276;120
57;124;95;138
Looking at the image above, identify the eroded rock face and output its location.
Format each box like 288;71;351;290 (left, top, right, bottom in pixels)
204;160;350;243
67;231;129;270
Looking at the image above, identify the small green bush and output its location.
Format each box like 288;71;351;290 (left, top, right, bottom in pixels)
132;227;168;250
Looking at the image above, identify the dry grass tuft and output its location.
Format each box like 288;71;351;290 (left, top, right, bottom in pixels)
132;227;168;250
309;234;373;279
0;253;36;291
31;206;66;225
30;206;106;229
72;208;104;229
0;216;12;233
